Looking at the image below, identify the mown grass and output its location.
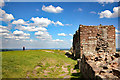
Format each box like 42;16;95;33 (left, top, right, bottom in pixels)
2;50;76;78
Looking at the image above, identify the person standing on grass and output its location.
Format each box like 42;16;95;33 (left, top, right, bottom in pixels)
23;46;25;51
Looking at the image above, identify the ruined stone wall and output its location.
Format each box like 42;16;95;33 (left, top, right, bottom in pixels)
73;24;116;59
73;30;80;58
73;24;120;79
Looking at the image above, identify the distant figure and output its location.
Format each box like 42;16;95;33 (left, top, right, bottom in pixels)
23;46;25;51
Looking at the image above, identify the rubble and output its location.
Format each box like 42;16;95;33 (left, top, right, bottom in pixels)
112;69;120;78
73;24;119;79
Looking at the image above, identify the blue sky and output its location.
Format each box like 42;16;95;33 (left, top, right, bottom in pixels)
0;2;120;49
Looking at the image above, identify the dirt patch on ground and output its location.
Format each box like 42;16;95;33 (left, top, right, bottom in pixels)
42;50;54;53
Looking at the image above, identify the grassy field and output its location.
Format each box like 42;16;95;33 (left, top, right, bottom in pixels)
2;49;81;78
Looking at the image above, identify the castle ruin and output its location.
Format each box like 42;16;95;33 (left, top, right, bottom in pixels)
73;24;120;79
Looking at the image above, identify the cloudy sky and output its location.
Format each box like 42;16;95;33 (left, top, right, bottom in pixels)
0;0;120;49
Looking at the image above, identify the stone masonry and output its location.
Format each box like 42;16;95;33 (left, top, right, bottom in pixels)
73;24;116;59
73;24;120;79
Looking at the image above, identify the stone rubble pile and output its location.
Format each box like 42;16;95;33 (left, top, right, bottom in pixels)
81;52;120;79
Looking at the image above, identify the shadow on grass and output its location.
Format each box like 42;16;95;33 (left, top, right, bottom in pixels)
65;52;85;79
70;64;84;79
73;64;79;70
65;52;77;60
71;72;83;78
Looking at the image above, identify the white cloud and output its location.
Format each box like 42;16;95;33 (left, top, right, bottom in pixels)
0;33;9;36
53;39;63;42
12;30;30;40
2;13;14;21
0;9;14;21
90;11;96;14
0;25;9;36
0;25;8;29
2;37;70;49
15;25;47;32
24;33;30;36
54;21;64;26
31;17;52;27
42;5;63;13
26;27;48;32
97;0;119;4
99;10;112;18
12;19;26;25
35;31;44;36
58;33;66;36
115;29;120;33
65;24;72;26
0;8;5;17
69;34;73;36
99;6;120;18
116;34;120;37
0;28;9;33
30;39;34;42
13;30;24;36
30;17;64;27
34;27;47;31
70;39;73;42
12;17;66;43
15;25;35;31
4;34;14;39
78;8;82;11
35;31;52;40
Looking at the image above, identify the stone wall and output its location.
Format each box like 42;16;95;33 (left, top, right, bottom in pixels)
73;24;120;79
73;24;116;59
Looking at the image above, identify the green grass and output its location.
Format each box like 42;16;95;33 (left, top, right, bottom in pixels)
2;50;77;78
